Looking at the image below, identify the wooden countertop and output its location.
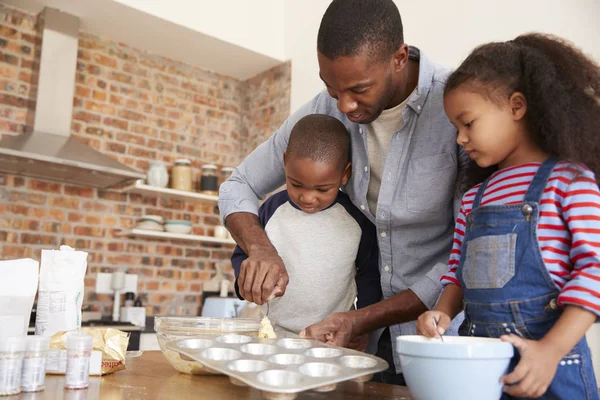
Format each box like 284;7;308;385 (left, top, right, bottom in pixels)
33;351;414;400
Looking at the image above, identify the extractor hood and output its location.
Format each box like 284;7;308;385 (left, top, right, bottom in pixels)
0;8;145;188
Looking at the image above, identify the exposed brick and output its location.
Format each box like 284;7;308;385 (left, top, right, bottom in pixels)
0;27;18;39
68;212;84;222
98;190;128;202
27;207;46;218
116;132;145;146
92;90;106;101
49;209;65;221
22;233;57;245
127;146;155;158
76;85;91;97
106;142;126;154
110;71;133;85
82;201;110;213
74;111;102;124
85;215;101;225
118;109;145;122
160;281;175;291
43;221;63;233
109;94;123;106
27;179;62;193
103;117;128;130
103;215;118;226
65;185;95;198
25;193;46;205
74;226;106;238
3;245;31;258
176;282;188;292
190;283;202;292
94;54;118;68
0;51;19;65
0;93;32;108
49;197;80;209
78;49;92;61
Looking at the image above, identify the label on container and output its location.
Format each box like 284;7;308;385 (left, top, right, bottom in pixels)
65;353;90;389
21;357;47;392
0;358;23;395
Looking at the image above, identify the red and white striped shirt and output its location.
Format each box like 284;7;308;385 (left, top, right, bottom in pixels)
441;161;600;316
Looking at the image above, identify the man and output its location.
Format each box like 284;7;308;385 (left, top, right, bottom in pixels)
218;0;468;385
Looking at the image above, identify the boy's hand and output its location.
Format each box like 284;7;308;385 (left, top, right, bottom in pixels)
416;311;451;338
238;247;289;305
501;335;561;398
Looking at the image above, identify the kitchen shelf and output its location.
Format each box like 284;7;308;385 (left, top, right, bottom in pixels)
118;229;236;245
126;180;219;203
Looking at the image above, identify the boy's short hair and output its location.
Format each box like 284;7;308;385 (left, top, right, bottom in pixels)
286;114;350;170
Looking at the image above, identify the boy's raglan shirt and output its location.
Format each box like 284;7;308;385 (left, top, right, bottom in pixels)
232;190;381;333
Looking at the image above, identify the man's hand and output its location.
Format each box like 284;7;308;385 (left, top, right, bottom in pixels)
347;333;370;352
501;335;562;398
300;311;360;348
238;247;289;305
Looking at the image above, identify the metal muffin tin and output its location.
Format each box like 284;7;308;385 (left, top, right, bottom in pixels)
167;334;388;399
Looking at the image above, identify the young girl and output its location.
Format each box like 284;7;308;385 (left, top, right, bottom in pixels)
417;33;600;399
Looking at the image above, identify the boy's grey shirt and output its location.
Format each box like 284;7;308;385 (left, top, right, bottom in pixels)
219;47;468;369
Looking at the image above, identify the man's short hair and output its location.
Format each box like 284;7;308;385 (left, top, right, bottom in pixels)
317;0;404;63
286;114;350;170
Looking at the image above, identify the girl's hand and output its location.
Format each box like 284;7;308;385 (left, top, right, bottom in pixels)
501;334;562;398
416;311;451;338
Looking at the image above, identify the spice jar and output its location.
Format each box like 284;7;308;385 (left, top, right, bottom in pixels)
200;165;218;195
21;336;50;393
146;161;169;188
0;337;26;396
171;159;193;192
64;333;93;390
219;167;234;187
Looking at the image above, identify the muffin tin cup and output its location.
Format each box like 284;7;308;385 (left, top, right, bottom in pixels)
167;334;388;396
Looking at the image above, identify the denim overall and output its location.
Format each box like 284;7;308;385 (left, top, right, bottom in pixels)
456;157;599;399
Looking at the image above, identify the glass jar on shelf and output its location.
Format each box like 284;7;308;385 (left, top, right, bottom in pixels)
146;161;169;188
219;167;234;188
171;159;193;191
199;165;218;195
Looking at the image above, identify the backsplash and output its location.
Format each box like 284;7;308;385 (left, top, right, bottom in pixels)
0;5;291;315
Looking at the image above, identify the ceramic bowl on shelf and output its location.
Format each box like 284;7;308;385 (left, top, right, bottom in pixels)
164;220;193;234
140;215;164;224
136;215;164;231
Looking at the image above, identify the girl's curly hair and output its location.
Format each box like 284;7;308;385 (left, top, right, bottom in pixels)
445;33;600;191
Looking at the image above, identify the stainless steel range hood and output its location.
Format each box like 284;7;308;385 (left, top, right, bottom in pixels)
0;8;145;188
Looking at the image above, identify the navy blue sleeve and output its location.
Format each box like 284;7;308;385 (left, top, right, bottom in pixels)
336;192;382;308
231;190;291;300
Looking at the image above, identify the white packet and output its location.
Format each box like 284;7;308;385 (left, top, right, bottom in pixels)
35;246;88;336
0;258;39;337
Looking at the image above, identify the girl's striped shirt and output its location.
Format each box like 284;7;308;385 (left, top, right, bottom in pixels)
441;162;600;315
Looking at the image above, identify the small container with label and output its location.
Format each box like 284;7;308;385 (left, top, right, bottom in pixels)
65;333;93;390
219;167;234;187
171;159;193;192
0;336;26;396
21;336;50;393
200;165;218;195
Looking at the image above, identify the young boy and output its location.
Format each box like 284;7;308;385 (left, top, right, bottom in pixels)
231;114;381;337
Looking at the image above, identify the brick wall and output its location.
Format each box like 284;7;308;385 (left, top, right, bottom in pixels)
0;5;290;316
244;62;291;156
